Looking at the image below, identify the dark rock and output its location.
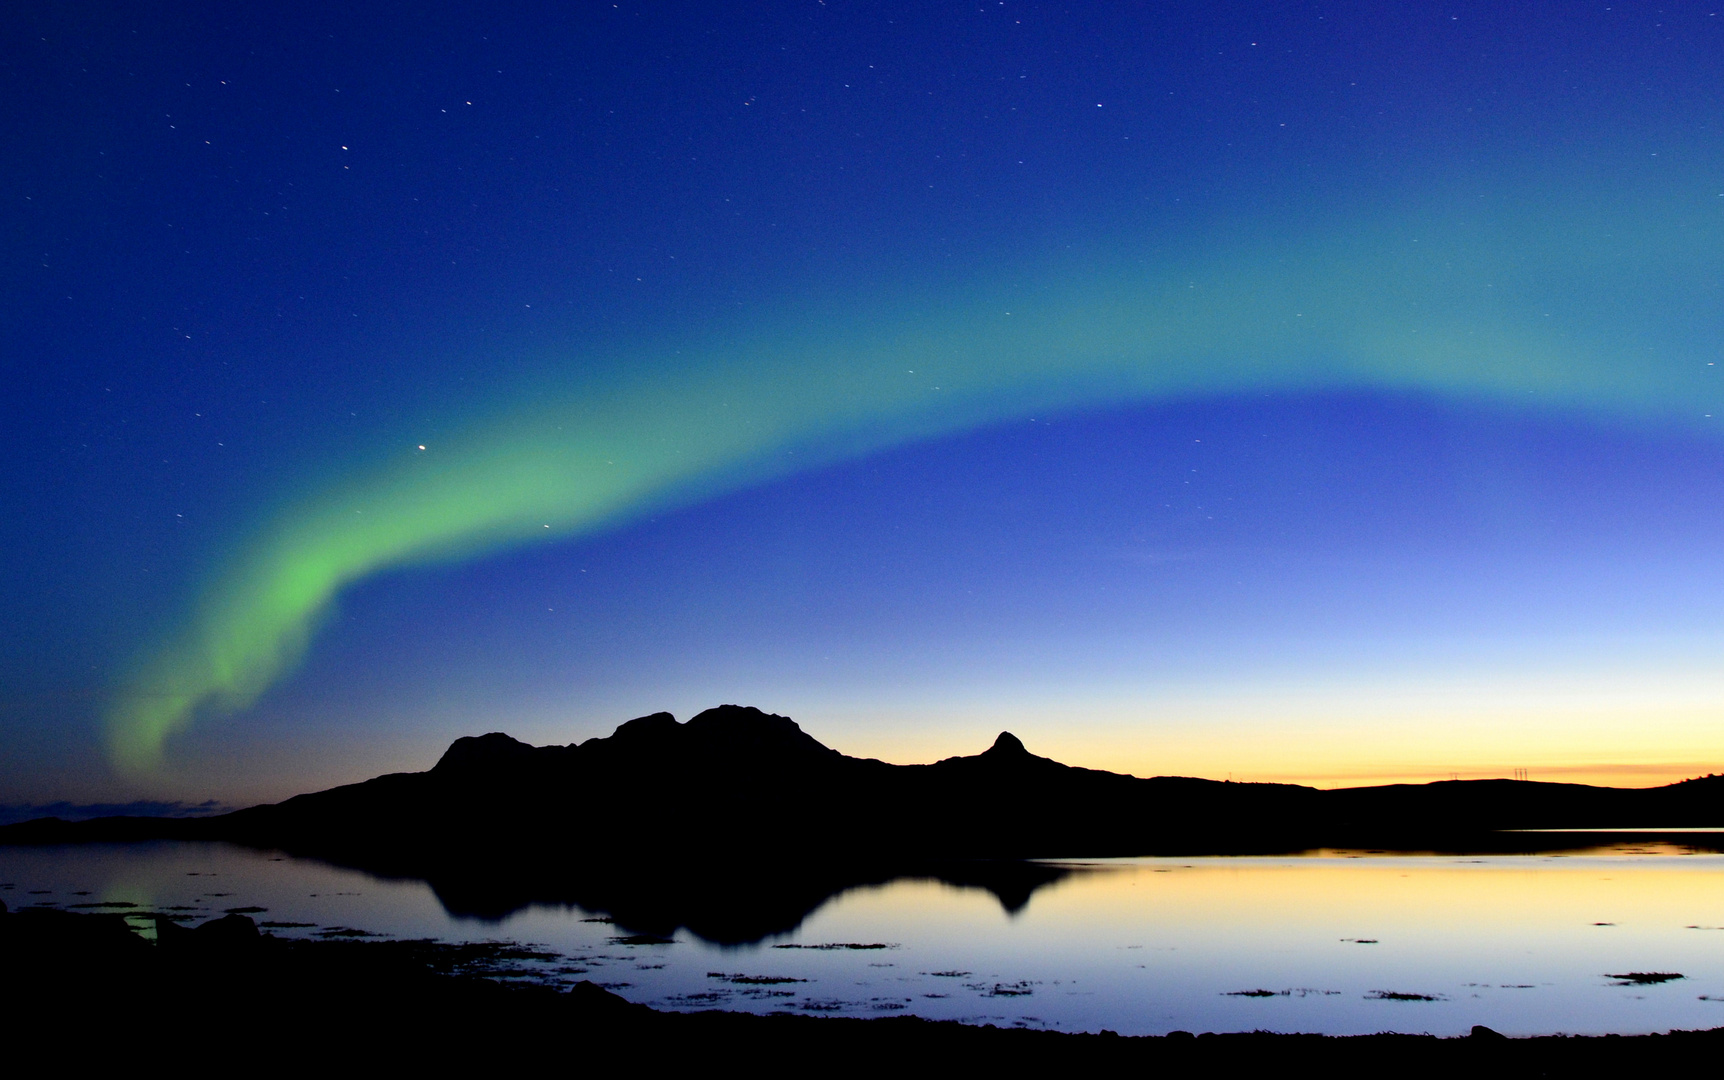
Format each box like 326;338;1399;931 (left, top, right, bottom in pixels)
197;912;261;943
158;912;260;951
567;980;654;1018
5;907;149;964
155;913;193;947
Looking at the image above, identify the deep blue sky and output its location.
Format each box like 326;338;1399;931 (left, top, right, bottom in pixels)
3;2;1721;805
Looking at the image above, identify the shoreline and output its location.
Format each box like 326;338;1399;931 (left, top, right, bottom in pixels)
6;905;1722;1069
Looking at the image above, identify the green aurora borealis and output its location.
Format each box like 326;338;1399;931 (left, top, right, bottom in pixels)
10;2;1724;805
105;180;1722;772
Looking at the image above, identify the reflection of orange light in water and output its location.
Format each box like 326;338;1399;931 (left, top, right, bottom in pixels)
799;855;1724;951
1016;857;1724;944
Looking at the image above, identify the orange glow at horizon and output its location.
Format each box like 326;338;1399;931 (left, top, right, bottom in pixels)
799;659;1724;792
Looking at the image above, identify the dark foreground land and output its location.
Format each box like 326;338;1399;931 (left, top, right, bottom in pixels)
6;904;1720;1074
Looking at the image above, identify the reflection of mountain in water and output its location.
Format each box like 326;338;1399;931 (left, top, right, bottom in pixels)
7;704;1724;944
422;859;1077;945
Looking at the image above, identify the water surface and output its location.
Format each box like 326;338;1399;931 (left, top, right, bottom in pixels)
6;841;1724;1036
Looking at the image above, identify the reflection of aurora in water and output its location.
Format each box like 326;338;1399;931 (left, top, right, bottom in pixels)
9;842;1724;1035
105;182;1722;770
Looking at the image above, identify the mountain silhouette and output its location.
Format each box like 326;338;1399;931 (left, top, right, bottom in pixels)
11;704;1724;856
5;704;1723;940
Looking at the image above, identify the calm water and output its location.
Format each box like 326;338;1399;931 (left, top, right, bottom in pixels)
6;841;1724;1036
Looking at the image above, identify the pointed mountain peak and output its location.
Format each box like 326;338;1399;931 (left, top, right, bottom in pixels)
987;731;1028;756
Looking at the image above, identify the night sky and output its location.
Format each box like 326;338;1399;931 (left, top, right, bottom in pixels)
4;2;1722;809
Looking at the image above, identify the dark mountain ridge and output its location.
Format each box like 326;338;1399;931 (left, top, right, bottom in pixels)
8;705;1722;941
8;705;1723;861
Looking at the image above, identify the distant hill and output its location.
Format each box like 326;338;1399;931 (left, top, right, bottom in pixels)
7;705;1723;862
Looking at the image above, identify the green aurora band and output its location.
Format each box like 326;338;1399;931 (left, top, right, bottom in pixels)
106;186;1722;771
